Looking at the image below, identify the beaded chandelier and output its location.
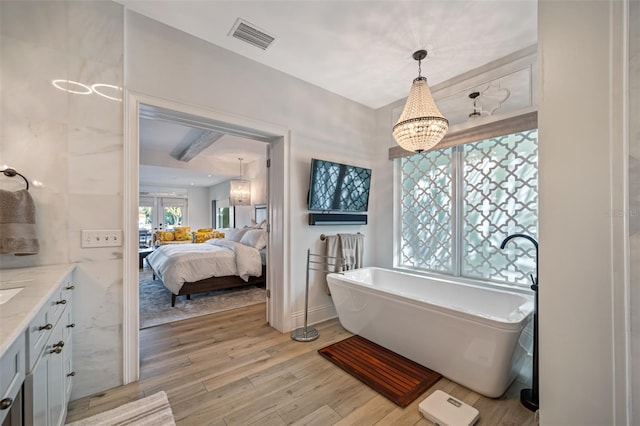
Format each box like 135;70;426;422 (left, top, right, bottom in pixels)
392;50;449;153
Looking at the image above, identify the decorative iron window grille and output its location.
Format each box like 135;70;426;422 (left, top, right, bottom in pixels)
396;129;538;287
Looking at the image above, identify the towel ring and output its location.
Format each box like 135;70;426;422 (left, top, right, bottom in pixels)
1;168;29;191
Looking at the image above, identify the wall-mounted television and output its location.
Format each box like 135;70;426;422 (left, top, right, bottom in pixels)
307;158;372;212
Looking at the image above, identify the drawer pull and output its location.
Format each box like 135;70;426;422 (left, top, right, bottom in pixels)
67;371;76;377
0;398;12;410
56;299;67;305
50;340;65;354
67;323;76;328
39;323;53;331
64;285;75;290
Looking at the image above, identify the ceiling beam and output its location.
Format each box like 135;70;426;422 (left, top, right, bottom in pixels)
176;130;224;162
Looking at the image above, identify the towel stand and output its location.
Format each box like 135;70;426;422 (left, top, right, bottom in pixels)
291;249;345;342
1;168;29;190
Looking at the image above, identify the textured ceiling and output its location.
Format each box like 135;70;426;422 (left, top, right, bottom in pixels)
121;0;538;187
118;0;537;109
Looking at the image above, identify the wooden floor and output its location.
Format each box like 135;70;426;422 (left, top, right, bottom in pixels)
66;303;537;425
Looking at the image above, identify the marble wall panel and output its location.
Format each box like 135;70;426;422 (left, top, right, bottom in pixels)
68;127;123;195
631;156;640;236
633;231;640;422
70;324;122;400
1;114;68;193
1;0;125;400
1;113;70;268
630;0;639;421
67;57;122;132
73;260;123;330
67;193;123;230
0;37;69;124
0;0;67;52
66;1;124;69
72;247;123;398
68;194;123;263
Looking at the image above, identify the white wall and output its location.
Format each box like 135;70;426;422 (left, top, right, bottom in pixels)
187;186;210;230
538;1;628;424
206;156;268;229
209;180;230;207
247;156;268;206
125;11;377;328
208;180;251;228
209;181;232;228
234;206;253;228
372;99;405;269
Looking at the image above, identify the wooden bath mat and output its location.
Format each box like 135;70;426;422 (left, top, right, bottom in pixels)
318;335;442;407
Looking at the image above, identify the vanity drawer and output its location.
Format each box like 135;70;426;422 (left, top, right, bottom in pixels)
26;301;56;372
26;278;72;372
49;278;72;323
0;333;25;424
62;304;74;342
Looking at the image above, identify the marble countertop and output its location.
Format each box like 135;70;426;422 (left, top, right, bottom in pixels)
0;264;76;356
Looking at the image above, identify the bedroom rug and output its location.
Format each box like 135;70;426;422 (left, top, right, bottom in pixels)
139;269;266;328
318;335;442;408
65;391;175;425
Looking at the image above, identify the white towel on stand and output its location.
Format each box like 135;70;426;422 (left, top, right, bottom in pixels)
324;233;365;295
324;235;342;273
337;233;364;270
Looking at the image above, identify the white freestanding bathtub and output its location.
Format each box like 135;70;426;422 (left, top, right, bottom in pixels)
327;267;533;398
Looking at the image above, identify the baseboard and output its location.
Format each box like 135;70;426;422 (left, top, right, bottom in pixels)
290;303;337;331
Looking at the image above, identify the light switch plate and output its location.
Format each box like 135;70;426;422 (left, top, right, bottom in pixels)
82;230;122;248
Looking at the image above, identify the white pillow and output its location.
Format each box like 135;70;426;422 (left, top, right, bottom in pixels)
249;219;267;229
240;229;267;250
225;228;250;242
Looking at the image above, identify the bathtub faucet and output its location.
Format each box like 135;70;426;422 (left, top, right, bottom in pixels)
500;233;538;290
500;233;540;412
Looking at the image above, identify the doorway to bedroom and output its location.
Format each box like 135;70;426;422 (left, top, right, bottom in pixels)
137;103;272;329
123;92;290;384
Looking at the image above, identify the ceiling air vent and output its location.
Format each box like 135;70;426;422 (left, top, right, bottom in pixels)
229;18;275;50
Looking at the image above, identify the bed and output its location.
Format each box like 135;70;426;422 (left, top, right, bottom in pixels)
145;228;267;307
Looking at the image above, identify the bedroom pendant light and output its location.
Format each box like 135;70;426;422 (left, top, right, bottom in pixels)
229;158;251;206
393;50;449;153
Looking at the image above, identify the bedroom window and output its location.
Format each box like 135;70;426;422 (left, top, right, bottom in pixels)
139;196;188;232
162;198;187;230
395;128;538;288
216;206;233;229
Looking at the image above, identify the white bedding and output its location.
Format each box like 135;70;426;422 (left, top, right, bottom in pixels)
145;239;263;294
